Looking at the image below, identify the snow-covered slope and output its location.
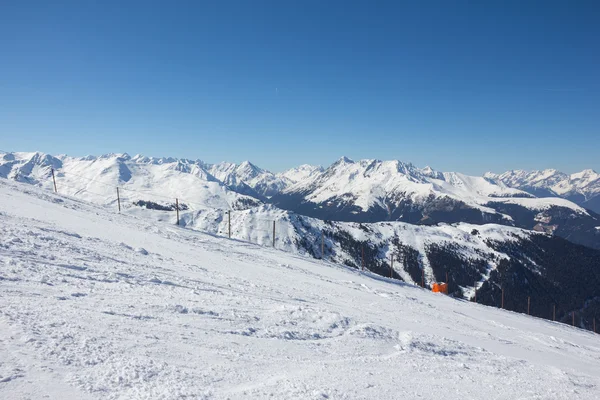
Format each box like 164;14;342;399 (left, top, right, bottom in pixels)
0;152;261;211
276;157;590;215
123;199;600;320
1;179;599;399
125;203;526;295
485;168;600;212
269;157;600;250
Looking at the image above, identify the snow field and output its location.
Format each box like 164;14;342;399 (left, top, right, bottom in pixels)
1;179;600;399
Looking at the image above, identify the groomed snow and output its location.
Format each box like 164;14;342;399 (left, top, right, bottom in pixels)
1;179;599;399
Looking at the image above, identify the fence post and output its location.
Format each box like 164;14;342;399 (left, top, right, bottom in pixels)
572;312;575;327
176;198;180;225
474;281;477;303
116;187;121;213
272;220;275;247
228;210;231;238
501;287;504;309
361;244;364;271
528;296;530;316
51;168;57;193
553;304;556;321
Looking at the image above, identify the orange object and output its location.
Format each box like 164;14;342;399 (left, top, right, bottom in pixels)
432;283;448;294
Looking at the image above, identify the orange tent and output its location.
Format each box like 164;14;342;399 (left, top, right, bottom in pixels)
432;282;448;294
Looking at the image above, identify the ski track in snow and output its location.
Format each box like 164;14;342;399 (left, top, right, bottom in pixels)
1;179;600;400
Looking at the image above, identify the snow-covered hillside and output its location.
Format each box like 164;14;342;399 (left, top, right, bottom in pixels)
125;203;521;297
270;158;600;251
125;200;600;325
284;157;531;208
0;152;261;211
275;157;592;215
485;168;600;213
1;179;599;399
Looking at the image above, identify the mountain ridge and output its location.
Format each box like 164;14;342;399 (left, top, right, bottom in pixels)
2;151;599;252
485;168;600;213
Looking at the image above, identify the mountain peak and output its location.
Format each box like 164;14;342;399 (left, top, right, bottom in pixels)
577;169;598;175
238;161;263;176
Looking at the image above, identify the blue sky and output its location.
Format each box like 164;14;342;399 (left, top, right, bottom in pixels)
1;0;598;174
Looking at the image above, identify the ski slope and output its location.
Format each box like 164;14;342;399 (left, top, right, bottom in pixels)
1;179;599;399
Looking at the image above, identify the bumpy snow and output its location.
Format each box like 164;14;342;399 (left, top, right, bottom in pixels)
1;180;599;399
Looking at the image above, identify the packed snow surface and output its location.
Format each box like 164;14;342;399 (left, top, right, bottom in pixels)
1;179;600;399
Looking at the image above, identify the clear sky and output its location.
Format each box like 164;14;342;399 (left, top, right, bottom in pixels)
1;0;598;174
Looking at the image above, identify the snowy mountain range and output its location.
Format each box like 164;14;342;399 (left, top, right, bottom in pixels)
271;157;600;250
2;151;599;252
485;168;600;213
0;152;262;211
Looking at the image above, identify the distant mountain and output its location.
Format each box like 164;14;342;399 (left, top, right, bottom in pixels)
270;157;600;250
0;152;261;211
2;151;599;251
485;169;600;213
205;160;289;199
276;164;324;184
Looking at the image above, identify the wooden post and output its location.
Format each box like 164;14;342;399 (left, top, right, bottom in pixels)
272;220;276;247
51;168;57;193
527;296;530;316
501;287;504;309
553;304;556;321
474;281;477;303
116;187;121;213
390;254;393;278
361;244;365;271
176;198;180;225
321;232;324;259
572;312;575;327
446;272;449;293
228;210;231;238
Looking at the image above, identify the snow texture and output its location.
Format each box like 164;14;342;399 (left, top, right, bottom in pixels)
1;178;599;399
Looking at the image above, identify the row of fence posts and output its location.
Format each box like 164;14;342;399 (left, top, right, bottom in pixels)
471;282;596;333
50;168;598;334
387;246;598;334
